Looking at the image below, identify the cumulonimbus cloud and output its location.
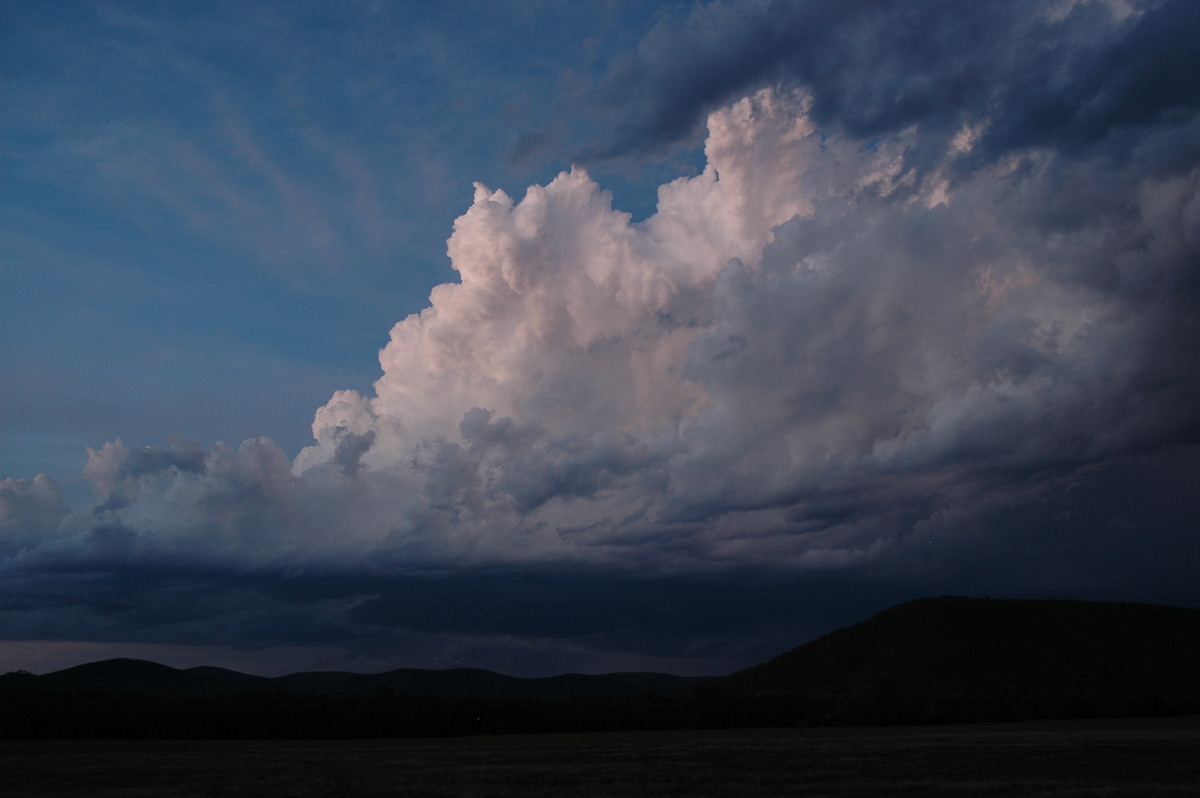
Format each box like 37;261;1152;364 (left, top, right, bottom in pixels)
42;83;1183;574
5;6;1199;582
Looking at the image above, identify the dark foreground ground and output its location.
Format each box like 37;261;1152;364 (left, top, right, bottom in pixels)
2;717;1198;797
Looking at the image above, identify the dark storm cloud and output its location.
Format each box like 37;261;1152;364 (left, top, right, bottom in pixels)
8;439;1194;674
0;549;914;672
0;563;367;653
2;454;1196;676
586;0;1200;166
332;428;376;478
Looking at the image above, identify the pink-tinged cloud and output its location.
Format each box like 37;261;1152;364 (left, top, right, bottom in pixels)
279;87;1196;570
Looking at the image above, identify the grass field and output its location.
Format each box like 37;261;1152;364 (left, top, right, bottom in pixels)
2;717;1198;797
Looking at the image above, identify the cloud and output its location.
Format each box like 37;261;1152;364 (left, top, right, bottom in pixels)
584;0;1200;167
286;84;1198;574
2;0;1198;673
0;475;71;557
15;82;1200;573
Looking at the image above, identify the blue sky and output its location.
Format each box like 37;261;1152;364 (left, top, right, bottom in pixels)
1;0;713;675
2;0;1199;677
2;1;688;497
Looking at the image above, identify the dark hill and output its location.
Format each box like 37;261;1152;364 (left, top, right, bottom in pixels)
184;665;272;690
4;597;1197;736
275;667;532;698
39;658;266;695
725;596;1200;724
14;659;702;700
274;668;703;700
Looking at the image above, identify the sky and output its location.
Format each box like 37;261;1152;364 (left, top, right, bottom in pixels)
2;0;1199;678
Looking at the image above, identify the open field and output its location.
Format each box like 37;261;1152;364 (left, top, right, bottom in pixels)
2;717;1198;797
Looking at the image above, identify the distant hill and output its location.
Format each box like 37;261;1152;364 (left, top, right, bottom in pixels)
0;658;713;738
3;596;1197;736
726;596;1200;724
2;658;705;701
275;667;705;700
24;659;271;696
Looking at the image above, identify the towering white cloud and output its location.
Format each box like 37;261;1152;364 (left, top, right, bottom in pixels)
299;91;817;472
274;85;1197;568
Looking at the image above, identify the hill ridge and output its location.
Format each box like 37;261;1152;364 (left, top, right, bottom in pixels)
726;595;1200;724
8;657;706;700
4;596;1197;728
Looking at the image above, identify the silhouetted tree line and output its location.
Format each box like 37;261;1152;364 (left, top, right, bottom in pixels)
1;680;1195;739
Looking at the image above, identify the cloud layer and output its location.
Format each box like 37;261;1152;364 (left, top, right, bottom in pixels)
588;0;1200;163
292;80;1197;573
3;0;1199;674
